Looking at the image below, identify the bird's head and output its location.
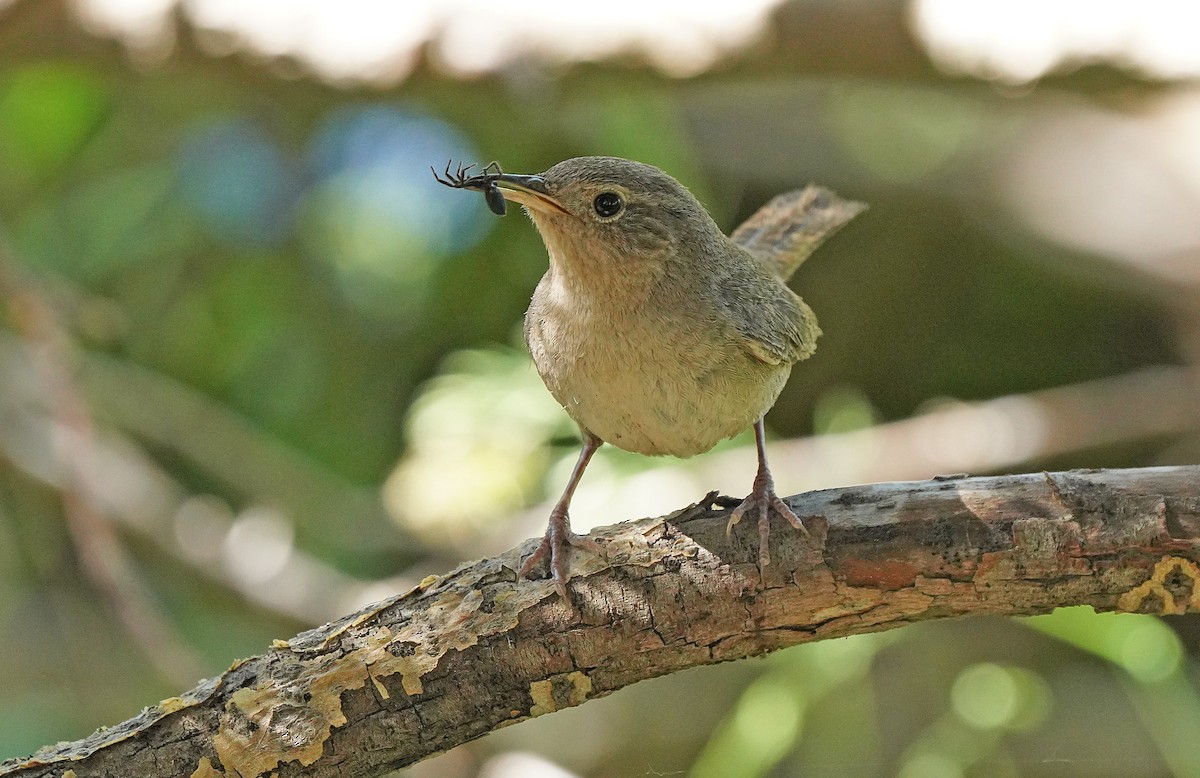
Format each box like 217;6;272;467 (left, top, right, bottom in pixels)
487;156;727;276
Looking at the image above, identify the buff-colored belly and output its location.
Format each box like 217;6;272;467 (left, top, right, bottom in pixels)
528;310;790;457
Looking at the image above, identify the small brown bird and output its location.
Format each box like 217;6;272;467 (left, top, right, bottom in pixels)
437;157;863;596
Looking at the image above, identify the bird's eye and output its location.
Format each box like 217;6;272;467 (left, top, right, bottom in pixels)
592;191;623;218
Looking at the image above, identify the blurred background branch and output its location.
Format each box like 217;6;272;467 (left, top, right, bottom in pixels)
1;0;1199;776
0;244;203;687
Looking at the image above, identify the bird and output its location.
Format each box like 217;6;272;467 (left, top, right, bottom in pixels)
435;156;864;597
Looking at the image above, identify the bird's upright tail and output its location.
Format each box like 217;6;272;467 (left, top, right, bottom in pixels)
730;185;866;281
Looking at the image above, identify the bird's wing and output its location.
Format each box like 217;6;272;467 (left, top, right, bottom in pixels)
730;185;865;282
720;268;821;366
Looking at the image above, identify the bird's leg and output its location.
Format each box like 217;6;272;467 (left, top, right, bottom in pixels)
726;418;808;567
519;430;603;597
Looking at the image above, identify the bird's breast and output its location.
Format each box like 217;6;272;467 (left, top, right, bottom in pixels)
525;274;789;457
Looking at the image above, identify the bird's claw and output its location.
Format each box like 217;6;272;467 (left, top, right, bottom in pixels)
726;471;808;567
518;509;599;599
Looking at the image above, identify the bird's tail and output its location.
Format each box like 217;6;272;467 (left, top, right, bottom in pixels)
731;185;866;281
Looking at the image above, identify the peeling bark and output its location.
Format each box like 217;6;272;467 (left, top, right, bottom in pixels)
5;466;1200;778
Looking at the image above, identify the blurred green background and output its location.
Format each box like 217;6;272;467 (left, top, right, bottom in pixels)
2;0;1200;776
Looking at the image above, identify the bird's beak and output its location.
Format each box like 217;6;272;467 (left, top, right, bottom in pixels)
491;174;569;216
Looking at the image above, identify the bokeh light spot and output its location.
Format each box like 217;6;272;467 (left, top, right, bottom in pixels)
951;663;1020;730
1117;617;1183;684
177;118;296;246
222;506;295;586
729;679;804;765
829;85;982;182
813;385;878;435
898;752;963;778
301;105;490;322
951;662;1052;732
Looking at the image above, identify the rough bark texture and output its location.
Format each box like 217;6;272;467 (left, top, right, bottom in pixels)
5;466;1200;778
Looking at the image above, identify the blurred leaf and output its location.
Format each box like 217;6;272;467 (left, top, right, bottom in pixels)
1027;606;1183;684
691;634;889;778
0;62;109;198
17;164;186;282
1028;607;1200;776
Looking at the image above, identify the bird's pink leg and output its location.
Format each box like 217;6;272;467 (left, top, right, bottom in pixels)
726;418;808;567
519;430;603;597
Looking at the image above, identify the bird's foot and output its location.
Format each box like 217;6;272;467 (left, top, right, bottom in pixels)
726;468;808;567
519;508;601;598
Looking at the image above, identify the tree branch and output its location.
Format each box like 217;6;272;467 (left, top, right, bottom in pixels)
6;466;1200;778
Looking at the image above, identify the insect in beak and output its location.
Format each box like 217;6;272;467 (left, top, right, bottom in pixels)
432;160;568;216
